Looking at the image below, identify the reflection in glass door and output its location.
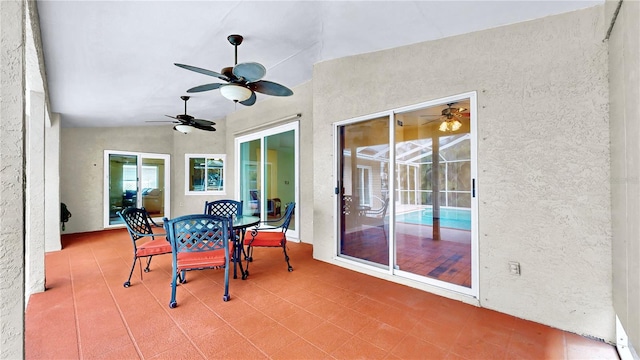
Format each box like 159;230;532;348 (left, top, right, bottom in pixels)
104;151;170;227
394;101;473;289
338;116;390;268
236;122;299;238
336;93;477;296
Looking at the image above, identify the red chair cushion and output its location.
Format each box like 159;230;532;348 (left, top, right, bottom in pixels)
136;238;172;257
176;247;233;271
246;232;285;247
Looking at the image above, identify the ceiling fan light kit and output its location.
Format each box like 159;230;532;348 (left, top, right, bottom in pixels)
174;124;193;134
220;84;253;102
439;119;463;132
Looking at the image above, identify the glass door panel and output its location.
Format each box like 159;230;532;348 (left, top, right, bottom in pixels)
338;116;390;267
107;154;138;226
264;130;295;229
394;101;472;288
239;139;261;217
141;158;167;219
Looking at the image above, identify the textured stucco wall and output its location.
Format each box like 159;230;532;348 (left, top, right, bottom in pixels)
60;126;173;233
313;6;613;341
608;0;640;351
25;91;46;296
225;81;313;243
0;1;25;358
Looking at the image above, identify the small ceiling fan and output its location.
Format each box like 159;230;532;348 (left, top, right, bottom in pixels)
421;103;469;131
147;96;216;134
174;34;294;106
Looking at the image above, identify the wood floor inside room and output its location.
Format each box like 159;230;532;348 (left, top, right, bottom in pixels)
26;229;618;359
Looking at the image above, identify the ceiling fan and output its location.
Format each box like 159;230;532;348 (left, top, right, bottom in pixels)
421;103;469;131
147;96;216;134
174;34;294;106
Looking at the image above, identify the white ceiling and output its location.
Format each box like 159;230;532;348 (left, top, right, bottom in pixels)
36;0;602;128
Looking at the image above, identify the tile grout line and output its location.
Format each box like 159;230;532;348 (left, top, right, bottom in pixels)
67;253;84;360
90;243;145;359
141;267;225;359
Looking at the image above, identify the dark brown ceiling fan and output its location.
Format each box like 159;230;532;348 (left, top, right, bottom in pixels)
420;103;469;129
174;34;294;106
147;96;216;133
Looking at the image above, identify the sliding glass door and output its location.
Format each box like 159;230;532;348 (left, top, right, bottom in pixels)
236;122;299;239
336;93;478;297
104;151;170;227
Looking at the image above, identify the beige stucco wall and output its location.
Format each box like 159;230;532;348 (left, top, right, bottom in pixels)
225;80;313;243
0;1;26;357
60;126;173;233
313;6;613;341
608;0;640;352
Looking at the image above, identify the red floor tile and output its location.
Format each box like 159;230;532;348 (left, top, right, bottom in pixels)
25;229;619;360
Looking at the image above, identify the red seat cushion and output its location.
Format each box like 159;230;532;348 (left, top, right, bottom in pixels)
176;247;233;271
136;238;172;257
246;232;285;247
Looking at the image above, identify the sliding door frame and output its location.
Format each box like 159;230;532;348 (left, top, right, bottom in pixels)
234;121;300;240
103;150;171;228
333;91;479;299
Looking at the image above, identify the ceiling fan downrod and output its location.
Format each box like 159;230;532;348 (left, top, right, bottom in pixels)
227;34;243;65
181;95;190;114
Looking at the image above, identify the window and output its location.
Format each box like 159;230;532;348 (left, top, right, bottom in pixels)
122;165;137;191
357;165;372;206
124;165;159;191
185;154;226;195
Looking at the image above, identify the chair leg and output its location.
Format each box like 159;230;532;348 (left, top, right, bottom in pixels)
123;256;137;288
144;256;153;272
169;270;178;308
282;243;293;272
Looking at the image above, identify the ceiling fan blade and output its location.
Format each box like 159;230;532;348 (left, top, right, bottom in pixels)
174;63;230;81
233;62;266;82
239;91;256;106
187;83;223;93
147;120;178;123
193;118;216;127
166;114;190;123
250;80;293;97
192;123;216;131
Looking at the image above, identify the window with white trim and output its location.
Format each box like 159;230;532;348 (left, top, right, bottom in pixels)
185;154;226;195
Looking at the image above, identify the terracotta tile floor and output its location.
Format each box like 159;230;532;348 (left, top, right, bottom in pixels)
26;229;619;359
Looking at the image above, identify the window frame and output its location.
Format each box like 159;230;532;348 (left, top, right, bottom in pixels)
184;153;227;196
